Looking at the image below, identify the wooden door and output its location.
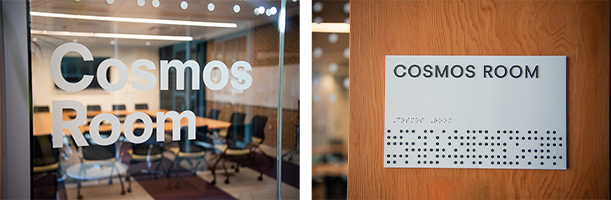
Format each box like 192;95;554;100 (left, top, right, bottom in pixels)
348;1;609;199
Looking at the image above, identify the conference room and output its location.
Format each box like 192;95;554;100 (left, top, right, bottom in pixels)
26;0;300;199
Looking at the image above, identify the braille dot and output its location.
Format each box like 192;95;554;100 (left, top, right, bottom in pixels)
387;154;390;157
442;130;446;133
522;137;525;140
559;156;563;159
393;142;396;145
454;161;457;164
430;161;433;164
418;154;421;158
485;130;489;133
547;143;550;146
547;131;550;134
442;155;446;158
479;130;482;133
503;130;507;133
541;162;544;165
387;129;391;133
509;161;513;165
497;136;500;140
534;149;537;153
460;155;464;158
497;155;500;158
405;161;409;164
479;161;482;164
436;148;439;152
497;161;500;165
387;136;390;139
418;148;421;152
553;143;556;147
460;136;464;140
467;155;470;158
485;143;488;146
509;137;513;140
472;149;476;152
491;161;494;165
424;136;428;139
412;142;415;145
534;155;538;159
400;129;403;133
430;130;434;133
491;149;494;152
460;161;464;164
436;136;440;139
387;161;390;164
485;155;488;158
399;154;403;158
503;149;507;152
460;142;464;146
424;149;427;152
393;161;396;164
454;130;458;133
412;130;415;133
516;130;519;134
412;148;415;151
528;162;532;165
553;137;556;140
503;143;507;146
516;155;520;158
467;130;470;133
553;131;556;134
400;136;403;139
485;136;489;140
418;161;421;164
424;130;427;133
535;131;538;134
393;154;396;158
473;136;476;139
448;142;452;145
454;148;458;152
516;143;519;146
529;137;532;140
454;155;458;158
442;148;445;152
553;162;557;165
528;130;532;133
503;155;507;158
436;161;439;164
516;162;520;165
491;143;495;146
473;161;476;164
387;142;390;145
547;149;550;153
559;143;562;147
503;161;507;165
509;130;513;134
400;142;403;145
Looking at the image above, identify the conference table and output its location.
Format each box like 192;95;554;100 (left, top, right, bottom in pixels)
32;109;231;136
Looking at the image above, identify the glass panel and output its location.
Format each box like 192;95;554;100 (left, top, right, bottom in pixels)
311;0;350;199
29;0;299;199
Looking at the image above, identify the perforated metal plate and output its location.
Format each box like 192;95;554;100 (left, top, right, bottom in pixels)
384;56;566;169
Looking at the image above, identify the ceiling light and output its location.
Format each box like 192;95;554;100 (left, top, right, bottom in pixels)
270;7;277;15
180;1;188;10
152;0;160;7
30;12;237;28
312;23;349;33
208;3;215;11
254;8;260;15
265;8;271;16
257;6;265;15
106;0;114;4
137;0;145;7
233;5;241;13
31;30;193;41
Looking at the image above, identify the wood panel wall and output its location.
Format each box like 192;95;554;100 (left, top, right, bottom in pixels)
348;1;609;199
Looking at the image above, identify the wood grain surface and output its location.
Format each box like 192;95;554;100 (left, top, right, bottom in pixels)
348;0;610;199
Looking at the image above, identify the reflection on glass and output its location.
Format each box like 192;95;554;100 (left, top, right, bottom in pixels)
29;0;300;199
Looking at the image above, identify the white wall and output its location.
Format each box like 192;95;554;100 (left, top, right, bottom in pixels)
31;43;160;111
205;63;300;110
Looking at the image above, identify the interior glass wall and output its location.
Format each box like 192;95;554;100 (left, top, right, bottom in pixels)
28;0;300;199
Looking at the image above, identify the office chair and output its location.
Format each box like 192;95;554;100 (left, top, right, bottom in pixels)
167;126;214;188
126;128;167;192
33;105;50;113
112;104;126;110
229;112;246;124
208;109;221;120
249;115;275;167
135;103;148;110
87;105;101;111
79;131;125;195
33;135;61;195
210;124;263;185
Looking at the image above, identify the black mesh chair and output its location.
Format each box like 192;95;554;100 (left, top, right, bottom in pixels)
79;130;125;196
33;106;50;113
167;126;214;188
87;105;101;111
208;109;221;120
33;135;60;195
210;124;262;185
249;116;274;167
112;104;126;110
228;112;246;124
126;128;167;192
135;104;148;110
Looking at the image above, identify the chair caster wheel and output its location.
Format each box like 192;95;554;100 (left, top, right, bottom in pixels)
258;176;263;181
211;180;216;185
224;179;230;184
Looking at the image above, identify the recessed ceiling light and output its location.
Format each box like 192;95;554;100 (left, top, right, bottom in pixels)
137;0;145;7
257;6;265;15
180;1;188;10
110;40;116;45
145;41;151;46
254;8;260;15
208;3;215;11
152;0;160;7
106;0;114;4
270;7;277;15
31;30;193;41
265;8;271;16
233;5;241;13
30;12;237;28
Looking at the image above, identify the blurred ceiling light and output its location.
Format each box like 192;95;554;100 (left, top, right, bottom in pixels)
313;2;323;13
72;39;78;43
254;8;261;15
257;6;265;15
265;8;272;16
32;37;38;41
110;40;116;45
233;4;241;13
31;30;193;41
30;12;237;28
343;48;350;59
328;62;338;74
344;2;350;14
328;33;338;44
208;3;215;11
180;1;188;10
344;17;350;24
270;7;277;15
312;23;349;33
106;0;114;4
313;47;323;58
137;0;145;7
313;17;323;24
145;41;151;46
343;77;350;89
152;0;160;7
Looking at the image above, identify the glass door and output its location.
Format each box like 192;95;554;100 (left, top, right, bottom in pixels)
26;0;300;199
